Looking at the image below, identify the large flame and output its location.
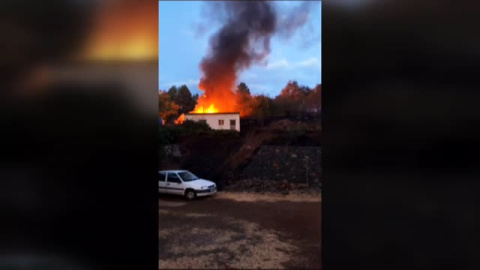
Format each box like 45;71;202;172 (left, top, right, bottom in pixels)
174;103;220;125
193;104;219;114
174;88;239;125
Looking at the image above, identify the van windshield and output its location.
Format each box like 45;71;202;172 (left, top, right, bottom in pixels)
178;171;199;182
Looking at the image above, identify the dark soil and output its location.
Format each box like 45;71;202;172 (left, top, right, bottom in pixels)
159;194;321;269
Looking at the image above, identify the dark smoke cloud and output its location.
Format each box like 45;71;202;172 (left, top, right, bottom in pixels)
276;1;321;41
199;1;276;93
198;1;320;96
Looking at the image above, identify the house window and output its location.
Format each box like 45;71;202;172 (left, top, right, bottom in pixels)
218;119;224;126
230;119;236;130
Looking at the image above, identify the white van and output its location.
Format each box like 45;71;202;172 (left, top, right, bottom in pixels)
159;170;217;200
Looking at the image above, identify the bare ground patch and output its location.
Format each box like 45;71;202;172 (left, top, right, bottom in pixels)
159;193;321;269
159;211;297;269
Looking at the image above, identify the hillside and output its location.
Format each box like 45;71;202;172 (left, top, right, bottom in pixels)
159;117;321;190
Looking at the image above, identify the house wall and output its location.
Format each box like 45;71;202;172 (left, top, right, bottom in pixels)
185;113;240;132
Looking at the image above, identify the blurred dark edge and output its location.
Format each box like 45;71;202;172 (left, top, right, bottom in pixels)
323;1;480;270
0;1;158;270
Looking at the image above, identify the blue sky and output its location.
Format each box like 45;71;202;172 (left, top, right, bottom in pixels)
159;1;321;97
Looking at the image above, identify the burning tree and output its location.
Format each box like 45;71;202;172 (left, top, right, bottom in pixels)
158;91;180;124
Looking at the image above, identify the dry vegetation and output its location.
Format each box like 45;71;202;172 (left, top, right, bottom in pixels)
215;191;321;203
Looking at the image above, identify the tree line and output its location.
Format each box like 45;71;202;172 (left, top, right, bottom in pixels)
159;81;321;124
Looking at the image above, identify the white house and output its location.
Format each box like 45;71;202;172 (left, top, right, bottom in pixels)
185;113;240;132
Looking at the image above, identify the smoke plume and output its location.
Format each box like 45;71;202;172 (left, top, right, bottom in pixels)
195;1;318;114
197;1;275;112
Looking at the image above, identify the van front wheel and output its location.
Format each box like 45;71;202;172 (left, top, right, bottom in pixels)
185;189;196;200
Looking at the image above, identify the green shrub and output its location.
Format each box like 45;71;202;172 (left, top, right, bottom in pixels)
159;126;174;161
212;130;240;138
182;120;212;133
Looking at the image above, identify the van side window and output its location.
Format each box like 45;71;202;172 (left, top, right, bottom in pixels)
167;173;181;183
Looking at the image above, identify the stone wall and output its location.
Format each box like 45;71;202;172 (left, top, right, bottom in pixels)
239;146;321;185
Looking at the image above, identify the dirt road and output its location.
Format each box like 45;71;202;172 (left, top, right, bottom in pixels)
159;192;321;269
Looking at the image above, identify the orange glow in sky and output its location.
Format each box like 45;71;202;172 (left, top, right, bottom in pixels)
83;0;157;61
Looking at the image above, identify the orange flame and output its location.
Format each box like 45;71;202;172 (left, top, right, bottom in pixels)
174;83;244;125
174;113;185;125
174;104;219;125
174;69;248;125
193;104;219;114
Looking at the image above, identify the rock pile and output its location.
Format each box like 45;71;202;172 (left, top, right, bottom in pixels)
239;146;321;184
224;178;321;194
268;119;320;132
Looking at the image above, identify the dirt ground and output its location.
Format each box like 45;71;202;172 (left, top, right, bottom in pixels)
159;192;321;269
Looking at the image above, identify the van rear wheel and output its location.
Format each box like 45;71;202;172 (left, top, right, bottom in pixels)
185;189;196;200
